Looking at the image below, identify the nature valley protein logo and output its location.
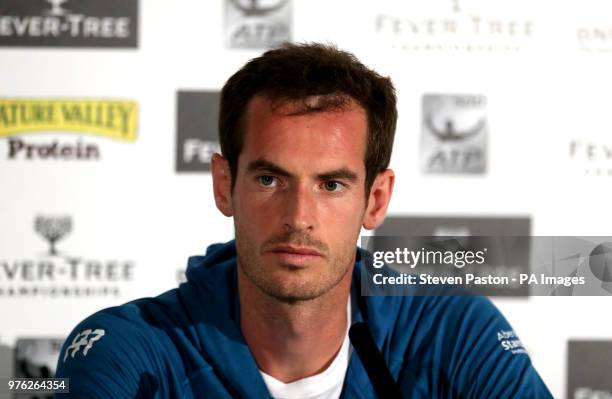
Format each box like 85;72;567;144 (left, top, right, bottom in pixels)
0;215;135;298
421;94;487;174
0;0;138;48
0;99;138;160
224;0;291;48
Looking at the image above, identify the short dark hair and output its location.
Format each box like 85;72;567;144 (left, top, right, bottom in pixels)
219;42;397;193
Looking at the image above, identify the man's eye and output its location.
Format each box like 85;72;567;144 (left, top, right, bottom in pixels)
323;181;344;192
258;175;277;186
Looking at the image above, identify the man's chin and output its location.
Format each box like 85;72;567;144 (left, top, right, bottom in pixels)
255;274;331;303
263;285;327;304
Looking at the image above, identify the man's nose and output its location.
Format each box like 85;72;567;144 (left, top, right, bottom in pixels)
282;183;316;232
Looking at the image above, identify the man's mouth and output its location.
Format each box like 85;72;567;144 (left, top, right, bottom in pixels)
268;244;324;265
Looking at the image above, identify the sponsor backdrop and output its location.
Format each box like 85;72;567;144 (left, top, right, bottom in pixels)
1;0;612;397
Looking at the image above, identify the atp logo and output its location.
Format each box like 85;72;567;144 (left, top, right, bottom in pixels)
229;0;288;17
63;329;105;362
425;114;485;142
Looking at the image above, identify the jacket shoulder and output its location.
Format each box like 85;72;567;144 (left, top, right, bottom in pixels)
56;292;185;398
392;295;553;398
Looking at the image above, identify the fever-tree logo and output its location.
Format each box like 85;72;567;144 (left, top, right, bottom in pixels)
45;0;69;16
35;216;72;256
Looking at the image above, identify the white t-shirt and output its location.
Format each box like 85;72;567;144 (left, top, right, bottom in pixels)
259;299;352;399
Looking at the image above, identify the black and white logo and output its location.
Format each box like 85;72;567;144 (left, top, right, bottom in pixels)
0;0;138;48
224;0;291;49
46;0;69;16
63;329;105;362
35;215;72;256
421;94;488;174
176;91;221;173
569;140;612;177
229;0;288;17
375;0;534;53
0;215;135;298
14;338;64;379
568;340;612;399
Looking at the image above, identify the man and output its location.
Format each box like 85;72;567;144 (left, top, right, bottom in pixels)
56;43;552;398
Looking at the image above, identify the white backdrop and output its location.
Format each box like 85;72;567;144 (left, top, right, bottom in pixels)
2;1;612;397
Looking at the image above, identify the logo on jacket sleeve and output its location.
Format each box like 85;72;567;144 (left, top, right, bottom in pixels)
63;329;105;362
497;330;526;355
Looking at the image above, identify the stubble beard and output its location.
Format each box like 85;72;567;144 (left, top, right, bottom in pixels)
235;225;355;304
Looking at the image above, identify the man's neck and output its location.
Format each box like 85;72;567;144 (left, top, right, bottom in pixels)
238;266;352;383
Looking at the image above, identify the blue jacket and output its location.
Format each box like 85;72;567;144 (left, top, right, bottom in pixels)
56;240;553;398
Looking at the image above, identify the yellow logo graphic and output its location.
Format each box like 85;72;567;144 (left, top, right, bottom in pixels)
0;99;138;141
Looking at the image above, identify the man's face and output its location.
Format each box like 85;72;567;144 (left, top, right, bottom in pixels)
231;96;369;303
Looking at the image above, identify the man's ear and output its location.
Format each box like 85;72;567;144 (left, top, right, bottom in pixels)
211;153;234;217
363;169;394;230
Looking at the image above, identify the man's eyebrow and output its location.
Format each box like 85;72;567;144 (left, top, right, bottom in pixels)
246;159;358;182
317;168;358;182
246;159;292;177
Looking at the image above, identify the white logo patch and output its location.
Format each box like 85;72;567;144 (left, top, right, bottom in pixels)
497;329;526;355
63;328;105;362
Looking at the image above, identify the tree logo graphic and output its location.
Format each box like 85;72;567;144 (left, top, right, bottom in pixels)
45;0;70;16
35;216;72;256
